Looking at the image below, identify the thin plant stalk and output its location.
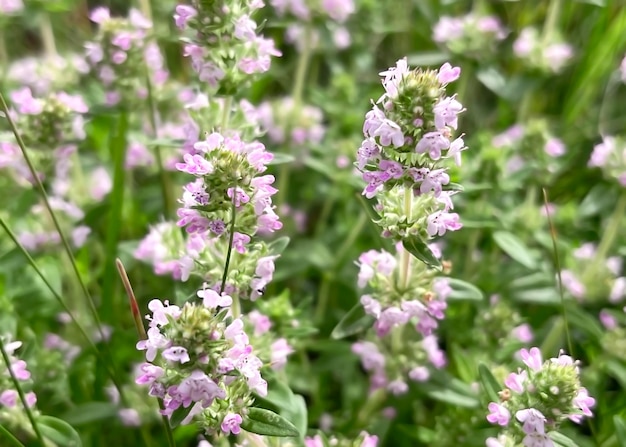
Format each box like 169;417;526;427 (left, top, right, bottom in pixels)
115;259;177;447
0;338;46;447
39;13;58;57
542;189;573;356
144;68;174;218
220;200;239;317
0;93;108;344
277;24;312;206
0;424;26;447
0;217;128;400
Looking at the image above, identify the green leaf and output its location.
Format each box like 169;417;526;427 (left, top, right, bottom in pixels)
169;405;194;428
513;288;560;304
478;364;502;403
493;231;538;270
61;402;118;426
407;52;451;66
447;278;484;301
37;415;82;447
268;153;296;165
331;302;375;339
549;431;580;447
426;389;479;408
614;415;626;445
241;407;299;437
402;236;441;269
268;236;290;254
356;194;381;223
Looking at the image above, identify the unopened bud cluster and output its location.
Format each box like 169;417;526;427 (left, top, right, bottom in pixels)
357;59;466;242
486;348;595;447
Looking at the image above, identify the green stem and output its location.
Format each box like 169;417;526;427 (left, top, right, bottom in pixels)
400;188;412;288
0;93;107;343
0;30;7;84
0;339;46;447
39;13;57;57
137;0;152;21
543;189;573;356
277;24;313;206
0;424;26;447
144;69;174;219
221;96;233;131
541;0;563;43
220;200;238;316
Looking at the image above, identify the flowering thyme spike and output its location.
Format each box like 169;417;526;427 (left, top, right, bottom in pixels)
115;259;176;447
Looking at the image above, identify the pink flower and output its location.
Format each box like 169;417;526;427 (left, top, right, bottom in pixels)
174;5;197;29
437;62;461;84
486;402;510;426
520;347;543;372
221;413;243;435
516;408;546;434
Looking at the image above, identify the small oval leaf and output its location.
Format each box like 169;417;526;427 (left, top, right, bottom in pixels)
402;236;441;269
169;405;194;428
493;231;538;269
268;153;296;166
241;407;299;437
37;415;82;447
478;363;502;403
447;278;484;301
331;303;375;339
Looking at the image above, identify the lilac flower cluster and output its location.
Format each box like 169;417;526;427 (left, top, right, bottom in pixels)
175;132;281;251
559;242;624;303
491;120;566;177
7;87;87;148
486;348;595;447
174;0;281;88
7;54;88;96
0;0;22;14
136;298;267;435
350;244;449;394
86;7;167;106
0;340;37;411
356;245;451;337
588;136;626;187
513;28;574;74
357;59;466;242
270;0;355;23
256;98;325;150
352;334;446;396
305;430;378;447
433;14;507;57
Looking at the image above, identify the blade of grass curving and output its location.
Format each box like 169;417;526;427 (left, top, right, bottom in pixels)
101;111;128;323
0;424;26;447
0;217;128;403
0;338;45;446
0;92;107;343
115;259;177;447
542;189;573;356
